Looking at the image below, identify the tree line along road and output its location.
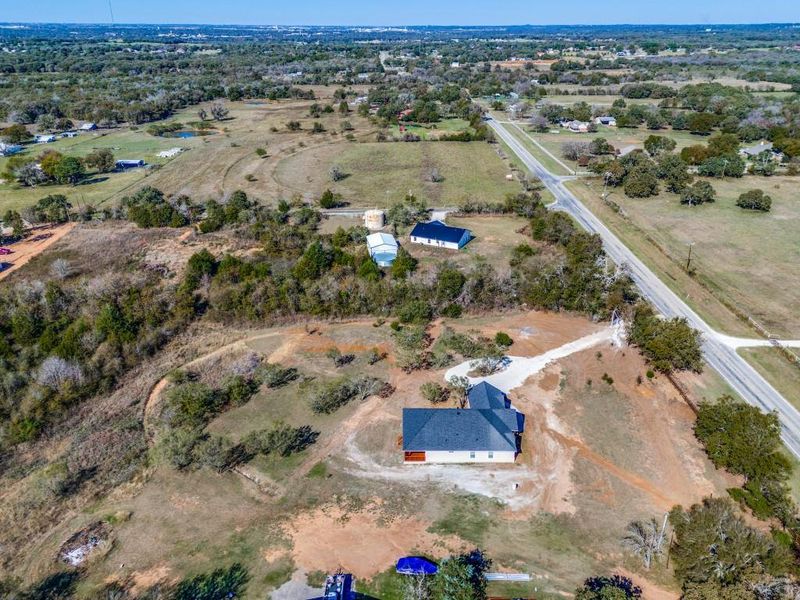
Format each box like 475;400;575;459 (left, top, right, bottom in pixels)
487;116;800;459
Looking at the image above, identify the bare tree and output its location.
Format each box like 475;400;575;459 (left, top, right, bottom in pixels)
50;258;74;280
329;165;345;182
561;141;593;161
622;515;668;570
447;375;470;408
37;356;84;390
402;573;431;600
210;102;229;121
197;108;208;121
429;167;444;183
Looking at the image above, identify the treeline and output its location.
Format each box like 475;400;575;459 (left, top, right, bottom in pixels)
0;244;211;447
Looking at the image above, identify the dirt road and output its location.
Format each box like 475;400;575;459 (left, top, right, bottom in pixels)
0;223;76;282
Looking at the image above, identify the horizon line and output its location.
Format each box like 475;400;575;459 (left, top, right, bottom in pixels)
2;21;800;28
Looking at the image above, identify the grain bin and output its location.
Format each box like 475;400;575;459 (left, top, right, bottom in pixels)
364;209;385;230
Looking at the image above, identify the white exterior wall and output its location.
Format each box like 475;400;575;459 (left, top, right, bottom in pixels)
411;450;515;464
410;236;460;250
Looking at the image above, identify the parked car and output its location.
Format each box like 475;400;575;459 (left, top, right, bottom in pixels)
0;262;11;272
0;248;13;255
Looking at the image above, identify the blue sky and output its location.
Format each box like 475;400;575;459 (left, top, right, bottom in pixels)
2;0;798;26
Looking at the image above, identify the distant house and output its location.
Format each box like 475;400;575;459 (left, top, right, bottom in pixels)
116;159;145;170
35;134;56;143
366;232;399;267
157;147;184;158
0;143;23;156
450;61;461;68
409;220;471;250
79;122;97;131
566;120;590;133
402;382;524;464
594;116;617;127
739;141;777;159
61;131;78;138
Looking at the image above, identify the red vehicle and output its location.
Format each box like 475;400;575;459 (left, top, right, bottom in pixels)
0;248;13;255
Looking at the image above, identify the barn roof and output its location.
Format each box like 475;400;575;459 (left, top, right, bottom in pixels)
409;220;470;244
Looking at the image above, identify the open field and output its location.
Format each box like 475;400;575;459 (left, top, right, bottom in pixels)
9;296;736;598
0;94;378;212
567;176;800;338
739;348;800;412
387;118;472;139
274;140;520;207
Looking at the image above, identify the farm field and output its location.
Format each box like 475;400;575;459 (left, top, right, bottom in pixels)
273;140;520;208
14;305;734;599
386;117;472;139
0;92;378;212
567;176;800;338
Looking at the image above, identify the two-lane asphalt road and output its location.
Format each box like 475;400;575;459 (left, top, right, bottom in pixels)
488;116;800;458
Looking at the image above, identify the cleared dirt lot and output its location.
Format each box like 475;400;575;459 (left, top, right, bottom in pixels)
18;310;731;598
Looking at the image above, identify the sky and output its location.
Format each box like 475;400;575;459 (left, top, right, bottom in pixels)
1;0;798;26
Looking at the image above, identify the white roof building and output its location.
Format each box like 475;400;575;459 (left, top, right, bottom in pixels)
366;232;399;267
157;147;184;158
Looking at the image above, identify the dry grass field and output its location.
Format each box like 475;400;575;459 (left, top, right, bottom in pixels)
567;176;800;338
273;140;520;208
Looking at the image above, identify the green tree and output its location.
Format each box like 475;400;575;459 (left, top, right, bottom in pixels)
34;194;72;223
430;550;490;600
669;498;792;588
1;124;31;144
575;575;642;600
656;153;692;193
623;168;660;198
627;303;703;373
83;148;115;173
53;156;86;185
391;247;418;278
643;135;677;156
680;181;716;206
357;257;382;281
736;189;772;212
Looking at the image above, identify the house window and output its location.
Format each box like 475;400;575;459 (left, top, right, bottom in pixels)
469;451;476;459
487;451;494;459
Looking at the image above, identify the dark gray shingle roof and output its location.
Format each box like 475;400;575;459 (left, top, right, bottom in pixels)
468;381;508;410
402;407;521;452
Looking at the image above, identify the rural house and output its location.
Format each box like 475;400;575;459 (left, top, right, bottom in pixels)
409;220;471;250
0;143;23;156
35;134;57;143
80;122;97;131
402;382;524;463
366;232;399;267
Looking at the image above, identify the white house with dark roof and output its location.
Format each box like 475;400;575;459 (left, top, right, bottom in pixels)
402;381;524;464
409;220;471;250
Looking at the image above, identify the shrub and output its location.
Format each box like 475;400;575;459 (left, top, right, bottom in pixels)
627;304;703;373
310;376;386;414
494;332;513;347
736;189;772;212
420;382;450;404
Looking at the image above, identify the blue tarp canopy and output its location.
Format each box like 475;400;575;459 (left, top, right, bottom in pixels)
396;557;438;576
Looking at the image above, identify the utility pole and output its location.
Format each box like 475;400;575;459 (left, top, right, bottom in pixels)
686;242;695;271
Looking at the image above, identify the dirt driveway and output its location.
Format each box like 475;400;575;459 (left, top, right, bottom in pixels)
0;223;76;282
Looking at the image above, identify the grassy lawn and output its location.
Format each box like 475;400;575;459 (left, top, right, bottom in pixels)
0;128;205;212
274;141;520;208
501;122;573;176
387;118;472;139
566;176;800;338
531;127;702;172
738;348;800;412
407;215;530;271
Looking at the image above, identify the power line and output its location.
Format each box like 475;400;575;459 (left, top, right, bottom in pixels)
108;0;115;25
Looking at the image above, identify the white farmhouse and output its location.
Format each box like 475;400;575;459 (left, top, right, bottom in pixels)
402;382;524;464
409;220;471;250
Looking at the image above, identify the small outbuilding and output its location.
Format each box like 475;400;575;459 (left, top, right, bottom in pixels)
80;122;97;131
116;159;145;170
409;220;471;250
366;232;399;267
35;134;57;144
0;143;23;156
